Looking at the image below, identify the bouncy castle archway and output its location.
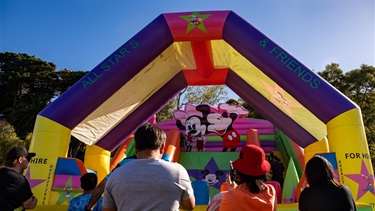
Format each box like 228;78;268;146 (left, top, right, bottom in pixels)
29;10;374;209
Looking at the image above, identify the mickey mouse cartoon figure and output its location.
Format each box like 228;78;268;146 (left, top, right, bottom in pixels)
189;15;203;26
175;104;210;145
175;103;248;152
201;169;224;186
64;186;73;198
206;110;239;152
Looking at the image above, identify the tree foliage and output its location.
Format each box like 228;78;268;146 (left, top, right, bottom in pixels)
182;85;227;106
0;52;56;138
156;99;176;123
318;63;347;93
54;69;89;96
0;52;56;110
226;98;265;119
0;119;26;164
0;52;87;138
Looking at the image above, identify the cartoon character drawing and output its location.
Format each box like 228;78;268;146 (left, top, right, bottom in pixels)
176;104;210;137
201;169;224;186
189;15;203;26
196;135;206;152
64;186;73;198
175;103;248;152
206;111;240;152
361;173;374;193
186;134;193;152
185;133;207;152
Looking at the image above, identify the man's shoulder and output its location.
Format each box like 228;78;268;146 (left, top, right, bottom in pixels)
0;167;10;178
161;159;182;166
118;157;136;166
161;160;188;172
0;167;16;175
0;168;25;182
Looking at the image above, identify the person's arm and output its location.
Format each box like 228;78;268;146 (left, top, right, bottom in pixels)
101;177;118;211
180;197;195;210
22;195;37;209
85;178;107;210
178;166;195;210
175;181;195;210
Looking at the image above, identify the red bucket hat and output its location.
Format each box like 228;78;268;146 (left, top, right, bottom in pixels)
232;144;271;176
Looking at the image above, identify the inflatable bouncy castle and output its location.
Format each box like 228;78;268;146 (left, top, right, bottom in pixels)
27;11;374;210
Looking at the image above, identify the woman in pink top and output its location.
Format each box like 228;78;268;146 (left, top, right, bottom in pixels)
218;144;277;211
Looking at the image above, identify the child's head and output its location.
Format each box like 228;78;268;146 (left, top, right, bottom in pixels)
80;172;98;191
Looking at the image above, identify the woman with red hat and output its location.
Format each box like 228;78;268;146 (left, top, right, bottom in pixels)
218;144;277;211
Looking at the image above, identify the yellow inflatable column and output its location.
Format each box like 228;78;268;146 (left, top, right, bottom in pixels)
28;115;71;205
327;108;375;210
303;137;329;165
84;145;111;182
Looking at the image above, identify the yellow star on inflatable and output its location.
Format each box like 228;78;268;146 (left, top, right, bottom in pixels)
262;81;302;118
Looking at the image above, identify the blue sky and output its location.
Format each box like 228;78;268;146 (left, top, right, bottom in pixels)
1;0;374;99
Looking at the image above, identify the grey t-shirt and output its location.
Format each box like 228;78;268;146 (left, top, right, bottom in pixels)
103;158;194;211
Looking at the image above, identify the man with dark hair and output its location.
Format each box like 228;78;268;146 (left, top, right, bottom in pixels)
0;146;38;211
102;124;195;211
69;172;102;211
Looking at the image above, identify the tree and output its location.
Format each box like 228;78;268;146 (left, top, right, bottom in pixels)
238;99;265;119
0;52;57;138
55;69;88;96
0;52;88;139
0;52;57;112
156;99;176;122
182;85;227;106
318;63;347;94
6;95;49;138
0;119;26;165
226;98;265;119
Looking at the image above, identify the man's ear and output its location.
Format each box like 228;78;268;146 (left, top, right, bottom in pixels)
159;143;165;154
18;157;24;163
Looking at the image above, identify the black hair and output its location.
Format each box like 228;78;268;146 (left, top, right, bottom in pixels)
80;172;98;190
235;171;269;194
134;124;166;151
3;146;27;167
305;155;342;188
